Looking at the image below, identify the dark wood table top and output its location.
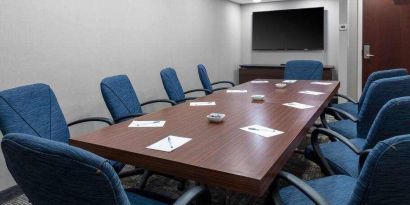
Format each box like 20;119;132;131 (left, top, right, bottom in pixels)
70;79;339;197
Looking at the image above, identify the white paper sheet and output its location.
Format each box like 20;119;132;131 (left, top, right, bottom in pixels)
283;80;297;83
283;102;315;109
189;101;216;106
298;90;325;96
146;136;192;152
240;125;284;138
311;82;333;85
226;90;248;93
251;80;269;84
128;121;166;128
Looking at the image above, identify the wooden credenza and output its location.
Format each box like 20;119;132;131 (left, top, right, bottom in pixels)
239;64;335;84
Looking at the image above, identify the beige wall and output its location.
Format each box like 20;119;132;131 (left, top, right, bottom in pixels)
0;0;241;191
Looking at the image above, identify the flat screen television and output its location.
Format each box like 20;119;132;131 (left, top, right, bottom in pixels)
252;7;324;51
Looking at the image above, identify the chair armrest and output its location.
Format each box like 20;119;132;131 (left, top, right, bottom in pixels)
319;112;331;129
184;88;211;95
68;117;113;126
333;94;358;104
312;128;362;154
141;99;176;106
321;106;357;129
173;186;210;205
115;113;146;124
174;97;198;104
272;171;330;205
184;97;198;101
326;107;358;122
211;81;235;87
212;87;230;92
184;97;197;100
359;149;372;172
311;128;362;175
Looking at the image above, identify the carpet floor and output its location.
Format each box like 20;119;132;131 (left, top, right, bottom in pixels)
2;132;326;205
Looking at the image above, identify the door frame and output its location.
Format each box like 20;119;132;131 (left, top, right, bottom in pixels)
357;0;363;96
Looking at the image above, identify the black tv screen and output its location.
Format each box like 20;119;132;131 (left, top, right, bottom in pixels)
252;7;324;50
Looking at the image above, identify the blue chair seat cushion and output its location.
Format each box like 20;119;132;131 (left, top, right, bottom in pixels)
109;160;125;173
126;191;167;205
305;138;365;177
279;175;356;205
328;120;357;139
332;102;358;118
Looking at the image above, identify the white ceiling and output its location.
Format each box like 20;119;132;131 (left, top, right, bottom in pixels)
229;0;287;4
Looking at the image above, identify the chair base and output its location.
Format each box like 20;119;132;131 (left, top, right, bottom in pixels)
139;170;187;191
118;167;145;178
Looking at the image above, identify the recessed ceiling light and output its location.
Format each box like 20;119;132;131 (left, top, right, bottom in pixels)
253;0;262;3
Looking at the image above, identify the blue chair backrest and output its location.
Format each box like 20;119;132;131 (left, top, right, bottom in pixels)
358;68;408;110
364;97;410;149
100;75;143;123
357;76;410;139
284;60;323;80
0;84;70;143
348;135;410;205
197;64;213;91
160;67;186;103
1;133;130;205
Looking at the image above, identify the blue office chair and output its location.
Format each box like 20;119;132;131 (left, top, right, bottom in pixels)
272;135;410;205
0;83;138;178
328;68;407;119
197;64;234;93
1;133;210;205
284;60;323;80
160;68;211;104
101;75;176;123
319;75;410;140
101;75;186;190
308;96;410;177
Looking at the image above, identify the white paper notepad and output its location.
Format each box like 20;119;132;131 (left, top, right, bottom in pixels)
283;80;297;83
298;90;325;96
190;102;216;106
128;121;166;128
227;90;248;93
241;125;284;138
311;82;333;85
283;102;315;109
146;136;192;152
251;80;269;84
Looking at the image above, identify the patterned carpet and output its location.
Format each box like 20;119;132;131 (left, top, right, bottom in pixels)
2;131;326;205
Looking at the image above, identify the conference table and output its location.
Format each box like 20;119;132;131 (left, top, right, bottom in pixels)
70;79;339;200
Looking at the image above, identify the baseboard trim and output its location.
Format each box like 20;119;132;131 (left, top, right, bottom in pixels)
0;185;23;204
